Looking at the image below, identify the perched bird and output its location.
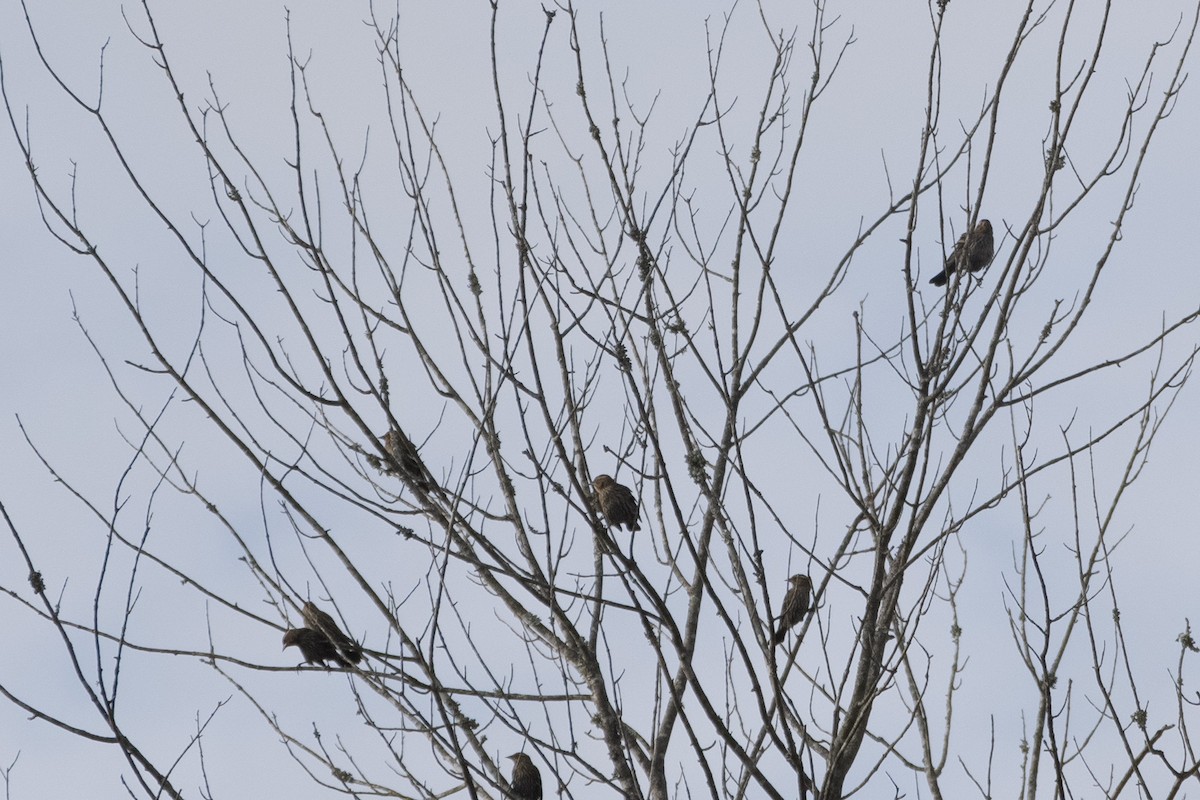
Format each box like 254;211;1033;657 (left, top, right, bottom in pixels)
302;601;363;665
928;218;994;286
772;574;813;646
506;752;542;800
283;627;351;667
382;429;430;488
593;474;641;532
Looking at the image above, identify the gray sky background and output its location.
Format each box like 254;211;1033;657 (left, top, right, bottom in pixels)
2;2;1199;797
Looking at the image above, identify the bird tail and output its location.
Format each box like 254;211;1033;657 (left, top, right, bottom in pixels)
928;271;948;287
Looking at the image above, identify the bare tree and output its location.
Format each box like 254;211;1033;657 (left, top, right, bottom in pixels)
2;1;1200;798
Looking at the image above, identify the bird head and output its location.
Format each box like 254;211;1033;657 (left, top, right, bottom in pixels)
592;475;614;490
977;219;992;234
282;629;301;650
790;574;812;591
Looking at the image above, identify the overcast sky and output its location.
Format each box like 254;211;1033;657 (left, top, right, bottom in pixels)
2;2;1200;797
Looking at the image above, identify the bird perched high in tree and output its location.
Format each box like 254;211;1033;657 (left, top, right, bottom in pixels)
302;601;363;665
928;218;994;286
282;628;351;668
592;474;641;532
382;428;431;489
506;752;542;800
772;574;813;646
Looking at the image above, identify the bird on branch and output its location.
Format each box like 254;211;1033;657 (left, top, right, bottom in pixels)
506;752;542;800
302;601;363;665
365;428;431;489
773;574;813;646
592;474;641;532
928;218;994;286
282;628;351;668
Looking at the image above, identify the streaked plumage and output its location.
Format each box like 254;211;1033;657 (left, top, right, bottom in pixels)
302;601;363;665
283;627;350;667
593;474;641;532
507;752;542;800
929;219;994;286
772;574;812;646
382;429;429;488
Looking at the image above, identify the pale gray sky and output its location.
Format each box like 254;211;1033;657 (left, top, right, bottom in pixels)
2;2;1199;797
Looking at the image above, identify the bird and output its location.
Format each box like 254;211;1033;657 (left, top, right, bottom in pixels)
772;574;813;646
302;601;363;665
282;627;351;668
928;218;994;286
382;429;430;488
506;752;542;800
592;474;641;532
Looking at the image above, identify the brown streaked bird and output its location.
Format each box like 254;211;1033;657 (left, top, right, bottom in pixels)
929;218;994;286
382;428;431;489
592;474;641;532
302;601;363;665
772;574;813;646
283;627;350;668
506;752;542;800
